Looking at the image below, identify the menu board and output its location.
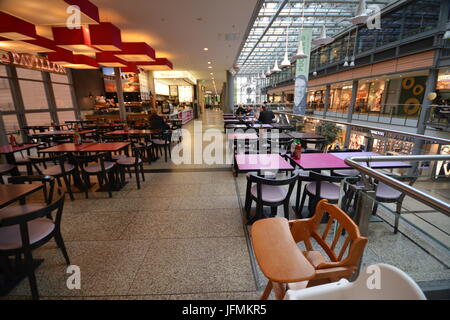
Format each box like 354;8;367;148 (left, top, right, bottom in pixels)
437;74;450;90
178;85;193;103
102;67;140;93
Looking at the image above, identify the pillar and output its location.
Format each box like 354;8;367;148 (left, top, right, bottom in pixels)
114;67;126;120
226;70;235;113
344;80;358;147
323;84;331;118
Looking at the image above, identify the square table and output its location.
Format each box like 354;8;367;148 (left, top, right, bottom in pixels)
330;152;412;169
271;123;295;131
248;124;273;129
259;132;292;140
235;154;294;176
228;133;258;141
225;124;247;130
38;143;95;153
287;132;324;140
0;184;43;210
76;142;130;153
106;130;156;135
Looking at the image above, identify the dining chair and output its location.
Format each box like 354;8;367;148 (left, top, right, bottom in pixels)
151;130;172;162
0;163;16;184
29;154;77;201
116;144;145;189
244;172;299;223
253;200;368;300
371;177;417;234
297;171;345;218
0;181;68;300
71;152;116;198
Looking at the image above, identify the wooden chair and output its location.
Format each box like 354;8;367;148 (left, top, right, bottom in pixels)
151;130;172;162
0;182;68;300
252;200;368;300
0;164;16;184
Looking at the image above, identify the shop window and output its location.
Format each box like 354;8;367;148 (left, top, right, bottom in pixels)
57;110;76;123
356;26;376;54
19;80;48;110
25;112;52;126
377;9;403;46
0;77;14;112
2;114;20;132
16;68;43;80
53;83;74;108
50;73;70;84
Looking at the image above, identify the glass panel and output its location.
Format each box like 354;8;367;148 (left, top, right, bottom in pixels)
57;110;76;123
25;112;51;126
50;73;70;84
0;77;14;112
402;0;440;38
2;114;20;132
377;9;403;46
16;68;42;80
19;80;48;110
53;83;74;108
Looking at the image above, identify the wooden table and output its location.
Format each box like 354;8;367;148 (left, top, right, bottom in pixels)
105;130;157;135
252;217;315;299
29;129;95;137
0;184;43;210
39;142;130;154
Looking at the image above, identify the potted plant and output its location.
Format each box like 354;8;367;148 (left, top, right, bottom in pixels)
315;122;341;151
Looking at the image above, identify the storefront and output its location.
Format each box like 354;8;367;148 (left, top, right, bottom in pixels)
329;82;353;116
355;80;386;113
0;50;78;139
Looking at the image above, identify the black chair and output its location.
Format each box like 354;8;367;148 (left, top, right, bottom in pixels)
302;138;327;152
151;130;172;162
116;144;145;189
297;171;345;218
372;176;417;234
244;172;299;224
29;154;77;201
0;177;68;300
0;164;16;184
71;152;116;198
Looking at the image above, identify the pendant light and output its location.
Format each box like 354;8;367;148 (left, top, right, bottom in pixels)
280;0;292;68
261;70;266;79
266;66;272;76
343;30;352;67
291;0;308;61
351;0;369;26
272;59;281;73
349;28;359;67
312;25;334;46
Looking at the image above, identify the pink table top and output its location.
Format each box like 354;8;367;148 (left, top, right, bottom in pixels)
291;153;347;170
235;154;294;171
331;152;411;169
228;133;258;140
291;152;411;170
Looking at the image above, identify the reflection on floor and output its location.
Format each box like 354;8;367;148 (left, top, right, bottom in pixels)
2;109;449;300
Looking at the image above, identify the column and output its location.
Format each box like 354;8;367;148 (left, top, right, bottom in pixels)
0;115;9;146
41;71;58;124
114;67;126;120
226;70;235;113
323;84;331;118
344;80;358;147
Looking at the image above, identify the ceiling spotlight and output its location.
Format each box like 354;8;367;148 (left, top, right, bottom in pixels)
208;66;212;68
203;47;209;51
208;61;211;64
210;72;213;75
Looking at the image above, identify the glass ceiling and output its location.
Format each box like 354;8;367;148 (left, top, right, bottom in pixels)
236;0;396;75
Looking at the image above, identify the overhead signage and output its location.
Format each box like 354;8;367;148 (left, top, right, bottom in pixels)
0;50;66;74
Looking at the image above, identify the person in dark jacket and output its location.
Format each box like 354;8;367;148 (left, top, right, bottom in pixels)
149;109;170;131
258;105;275;124
235;105;246;116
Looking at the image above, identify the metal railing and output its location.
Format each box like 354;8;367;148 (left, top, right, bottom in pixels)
345;154;450;216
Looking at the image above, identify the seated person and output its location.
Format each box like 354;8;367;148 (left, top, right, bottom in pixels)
149;109;170;131
245;105;254;116
235;105;246;116
258;105;275;124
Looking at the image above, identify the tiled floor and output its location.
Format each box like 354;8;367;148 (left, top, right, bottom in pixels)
2;109;449;300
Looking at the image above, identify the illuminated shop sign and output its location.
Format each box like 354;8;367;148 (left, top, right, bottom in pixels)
0;50;66;74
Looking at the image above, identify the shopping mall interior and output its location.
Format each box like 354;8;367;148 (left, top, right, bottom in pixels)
0;0;449;302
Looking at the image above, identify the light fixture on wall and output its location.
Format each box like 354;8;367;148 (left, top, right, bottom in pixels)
444;29;450;40
261;71;266;79
351;0;369;26
343;30;352;67
291;0;308;61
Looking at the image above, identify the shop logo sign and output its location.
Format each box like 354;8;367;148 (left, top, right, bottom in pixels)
366;265;381;290
0;50;66;74
66;5;81;29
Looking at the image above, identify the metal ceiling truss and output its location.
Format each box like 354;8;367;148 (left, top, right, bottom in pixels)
236;0;395;76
